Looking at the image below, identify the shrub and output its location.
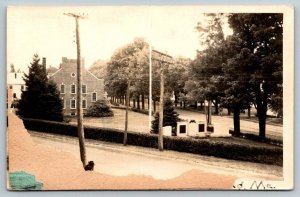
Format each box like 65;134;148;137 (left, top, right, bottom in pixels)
85;100;114;117
151;98;179;133
23;118;283;166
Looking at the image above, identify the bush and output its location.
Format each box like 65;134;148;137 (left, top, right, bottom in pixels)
151;98;179;133
23;118;283;166
85;100;114;117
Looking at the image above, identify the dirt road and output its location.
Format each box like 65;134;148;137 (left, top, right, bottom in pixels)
29;131;283;181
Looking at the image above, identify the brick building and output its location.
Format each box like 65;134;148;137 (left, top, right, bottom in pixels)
50;57;105;116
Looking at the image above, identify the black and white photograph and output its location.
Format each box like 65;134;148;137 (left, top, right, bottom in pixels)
6;5;294;190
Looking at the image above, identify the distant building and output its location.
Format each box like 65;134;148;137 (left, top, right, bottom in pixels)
50;57;105;116
7;70;25;100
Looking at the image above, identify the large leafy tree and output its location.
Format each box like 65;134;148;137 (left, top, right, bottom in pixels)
165;57;190;107
18;54;63;122
190;13;228;114
227;13;283;137
106;38;149;145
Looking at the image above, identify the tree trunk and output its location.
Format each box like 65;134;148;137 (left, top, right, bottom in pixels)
227;107;231;115
175;93;178;107
214;100;219;115
124;80;130;146
133;99;136;108
257;103;267;138
142;94;145;110
153;101;156;112
233;105;240;136
128;96;131;107
183;101;186;108
137;95;140;109
247;105;251;119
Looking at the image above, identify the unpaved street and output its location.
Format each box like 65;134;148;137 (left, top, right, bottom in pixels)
29;131;283;181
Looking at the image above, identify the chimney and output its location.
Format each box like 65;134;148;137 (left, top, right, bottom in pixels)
42;57;46;74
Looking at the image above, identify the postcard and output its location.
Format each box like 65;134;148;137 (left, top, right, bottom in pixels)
6;5;294;190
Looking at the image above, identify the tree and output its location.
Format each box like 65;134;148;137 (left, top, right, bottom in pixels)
89;59;108;79
228;13;283;137
191;13;227;115
165;57;190;107
106;38;149;145
18;54;63;122
151;97;179;134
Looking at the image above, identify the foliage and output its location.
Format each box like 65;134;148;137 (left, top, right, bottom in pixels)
151;98;179;133
85;100;114;117
23;118;282;166
189;13;228;114
88;59;108;79
165;57;190;106
17;54;63;122
105;38;149;102
227;13;283;137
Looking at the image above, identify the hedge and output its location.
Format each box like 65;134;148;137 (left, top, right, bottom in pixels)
229;129;283;146
22;118;283;166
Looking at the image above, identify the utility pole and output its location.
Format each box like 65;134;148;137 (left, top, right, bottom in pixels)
148;45;152;132
152;50;173;151
64;13;87;167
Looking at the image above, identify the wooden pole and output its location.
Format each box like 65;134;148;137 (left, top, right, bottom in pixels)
64;13;87;168
149;45;152;132
158;62;164;151
75;17;87;167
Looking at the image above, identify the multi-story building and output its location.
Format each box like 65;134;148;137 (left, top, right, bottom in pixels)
7;70;25;100
50;57;105;116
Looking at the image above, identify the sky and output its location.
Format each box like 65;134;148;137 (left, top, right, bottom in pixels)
7;6;233;72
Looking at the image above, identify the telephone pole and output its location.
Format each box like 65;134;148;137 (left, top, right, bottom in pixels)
152;50;173;151
64;13;87;167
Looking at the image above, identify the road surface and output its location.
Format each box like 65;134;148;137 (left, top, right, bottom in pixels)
29;131;283;181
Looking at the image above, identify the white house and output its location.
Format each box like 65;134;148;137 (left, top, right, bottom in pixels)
7;71;25;100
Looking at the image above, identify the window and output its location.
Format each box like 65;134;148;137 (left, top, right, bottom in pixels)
13;93;16;98
9;85;12;89
92;92;97;102
71;73;76;77
21;85;24;91
198;123;205;132
82;85;87;94
60;84;65;94
62;97;65;109
82;99;87;109
70;99;76;109
71;84;76;94
179;125;186;133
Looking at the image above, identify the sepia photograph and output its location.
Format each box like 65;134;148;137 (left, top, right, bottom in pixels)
6;5;294;190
